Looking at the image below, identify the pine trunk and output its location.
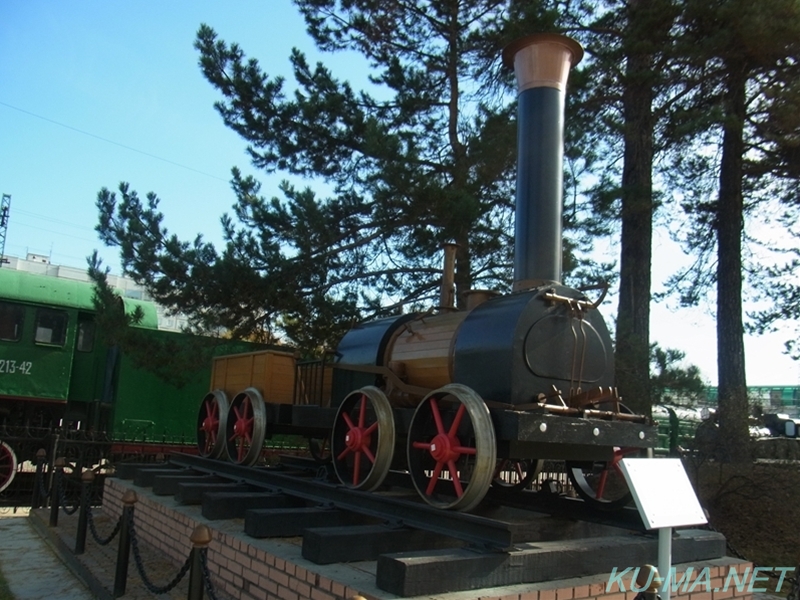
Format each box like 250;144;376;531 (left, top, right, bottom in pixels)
615;0;655;417
716;59;750;463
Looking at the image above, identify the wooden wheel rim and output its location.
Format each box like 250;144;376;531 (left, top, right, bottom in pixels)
331;386;395;491
225;388;267;466
197;390;229;459
407;384;496;511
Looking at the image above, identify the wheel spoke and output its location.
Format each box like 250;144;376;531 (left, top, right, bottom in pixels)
448;404;466;437
452;445;476;455
412;441;431;450
425;461;444;496
358;395;367;428
595;468;609;499
342;412;356;430
364;421;379;436
430;398;445;434
337;447;351;461
352;451;362;485
448;460;464;497
362;446;375;463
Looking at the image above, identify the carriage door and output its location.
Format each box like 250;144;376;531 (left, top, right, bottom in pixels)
66;313;105;428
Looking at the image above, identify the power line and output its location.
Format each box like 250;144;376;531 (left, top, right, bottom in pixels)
0;100;230;183
13;208;96;232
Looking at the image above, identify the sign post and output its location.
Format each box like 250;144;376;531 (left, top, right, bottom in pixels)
619;458;707;600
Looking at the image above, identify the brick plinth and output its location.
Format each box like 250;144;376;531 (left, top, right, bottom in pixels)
102;478;757;600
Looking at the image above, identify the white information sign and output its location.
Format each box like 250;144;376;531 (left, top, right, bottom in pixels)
619;458;707;530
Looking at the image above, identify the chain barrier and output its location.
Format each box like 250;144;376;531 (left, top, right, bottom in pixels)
86;505;121;546
35;464;50;501
199;547;221;600
127;510;192;595
58;474;80;516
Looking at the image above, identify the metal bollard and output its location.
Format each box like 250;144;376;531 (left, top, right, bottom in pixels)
187;525;213;600
49;458;66;527
113;490;138;598
31;448;47;509
633;565;662;600
74;470;95;554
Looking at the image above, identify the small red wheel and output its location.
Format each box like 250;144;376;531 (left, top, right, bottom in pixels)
407;384;496;511
196;390;229;459
331;387;395;491
225;388;267;466
0;440;17;493
566;447;638;510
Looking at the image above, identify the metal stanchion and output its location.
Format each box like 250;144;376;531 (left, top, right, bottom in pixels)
633;565;662;600
49;457;66;527
31;448;47;509
187;525;212;600
74;470;95;554
113;490;138;598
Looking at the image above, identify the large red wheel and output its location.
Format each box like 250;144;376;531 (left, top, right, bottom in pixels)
225;388;267;466
331;387;395;491
407;384;496;511
0;441;17;493
196;390;229;459
566;447;638;510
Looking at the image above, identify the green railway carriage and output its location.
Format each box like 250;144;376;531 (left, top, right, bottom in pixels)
0;268;253;494
0;269;158;410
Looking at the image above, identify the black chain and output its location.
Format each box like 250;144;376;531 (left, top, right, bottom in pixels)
127;510;192;594
200;548;221;600
57;474;79;515
86;506;121;546
36;465;50;500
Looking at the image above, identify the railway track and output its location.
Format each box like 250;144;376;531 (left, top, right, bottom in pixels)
114;454;727;596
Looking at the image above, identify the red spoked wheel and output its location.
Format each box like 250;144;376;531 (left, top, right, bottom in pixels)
331;387;395;491
0;440;17;494
407;384;496;511
225;388;267;466
566;447;639;510
492;458;543;493
196;390;229;459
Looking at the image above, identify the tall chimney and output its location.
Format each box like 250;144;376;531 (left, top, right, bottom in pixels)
503;34;583;289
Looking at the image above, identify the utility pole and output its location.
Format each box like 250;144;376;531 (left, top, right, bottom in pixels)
0;194;10;267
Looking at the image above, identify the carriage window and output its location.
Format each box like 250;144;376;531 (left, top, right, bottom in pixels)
34;309;68;346
0;302;24;342
76;320;95;352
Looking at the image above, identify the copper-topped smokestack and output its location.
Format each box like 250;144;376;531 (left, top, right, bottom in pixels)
503;34;583;290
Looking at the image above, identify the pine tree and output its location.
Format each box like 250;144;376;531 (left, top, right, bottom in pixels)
96;0;537;352
661;0;800;461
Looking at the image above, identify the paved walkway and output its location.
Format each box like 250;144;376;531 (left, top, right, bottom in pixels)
0;507;95;600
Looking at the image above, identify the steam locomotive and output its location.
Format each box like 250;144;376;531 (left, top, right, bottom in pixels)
196;33;657;512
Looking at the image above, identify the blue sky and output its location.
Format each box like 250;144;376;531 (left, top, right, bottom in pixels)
1;1;797;386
